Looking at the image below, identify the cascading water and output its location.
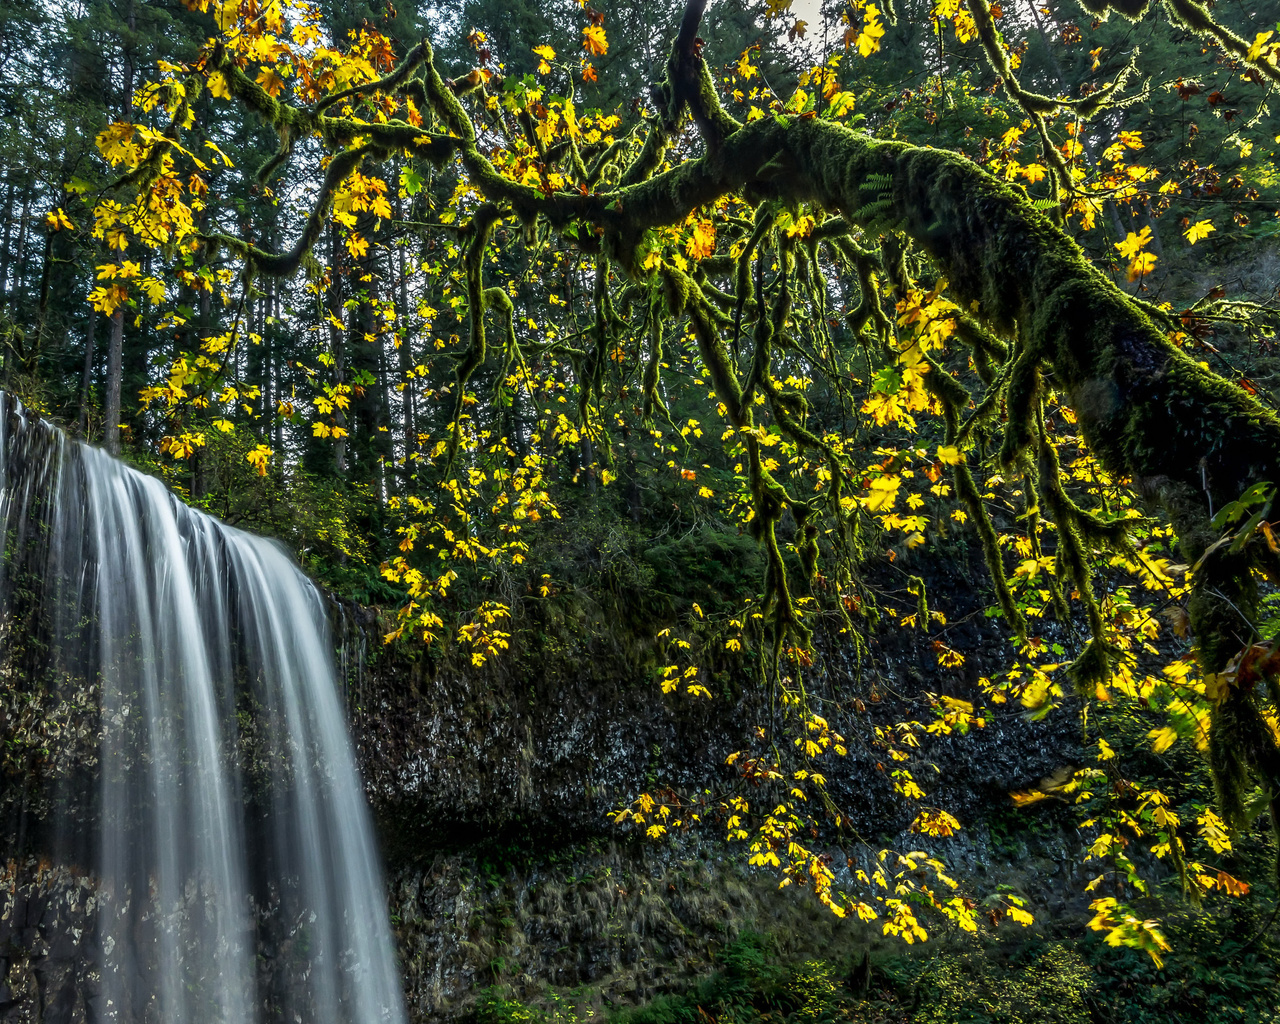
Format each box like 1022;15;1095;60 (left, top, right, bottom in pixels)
0;393;406;1024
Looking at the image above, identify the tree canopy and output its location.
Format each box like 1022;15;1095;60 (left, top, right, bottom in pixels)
9;0;1280;959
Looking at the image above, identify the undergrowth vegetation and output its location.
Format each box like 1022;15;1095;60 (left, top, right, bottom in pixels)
479;922;1280;1024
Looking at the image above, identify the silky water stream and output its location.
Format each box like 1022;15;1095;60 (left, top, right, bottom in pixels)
0;394;406;1024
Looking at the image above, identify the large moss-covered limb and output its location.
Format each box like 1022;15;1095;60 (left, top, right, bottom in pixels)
1034;419;1115;683
1209;694;1254;829
202;143;374;278
749;260;839;461
956;359;1011;448
419;40;572;224
1022;461;1071;623
254;130;296;185
213;47;452;158
1073;52;1148;119
1210;686;1280;841
460;205;503;379
658;250;806;639
760;374;836;461
617;116;672;189
1165;0;1280;84
1036;415;1132;552
209;43;310;134
970;0;1145;120
662;0;742;151
770;238;795;345
1186;506;1280;838
919;349;968;438
953;310;1009;384
109;75;204;195
747;436;807;640
693;270;740;313
588;128;640;188
731;205;774;349
200;47;461;271
765;120;1280;527
964;0;1070;198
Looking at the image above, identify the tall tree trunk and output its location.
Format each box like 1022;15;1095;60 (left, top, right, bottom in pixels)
10;191;30;312
104;308;123;455
31;232;53;379
103;0;135;458
77;310;98;435
0;177;13;310
122;1;136;119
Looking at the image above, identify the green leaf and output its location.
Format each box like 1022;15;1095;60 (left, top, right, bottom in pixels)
400;167;424;196
872;366;902;395
1229;502;1271;553
1211;480;1274;530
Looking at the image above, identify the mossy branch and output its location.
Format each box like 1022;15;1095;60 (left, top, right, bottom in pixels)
442;204;503;478
314;39;432;115
1165;0;1280;84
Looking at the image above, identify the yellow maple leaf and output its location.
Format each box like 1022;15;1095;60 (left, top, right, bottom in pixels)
245;444;273;477
1183;219;1215;244
582;25;608;56
863;475;900;512
532;44;555;74
214;0;239;32
207;71;232;100
256;67;286;97
139;277;166;303
1246;30;1275;64
685;219;716;260
45;208;75;231
1148;725;1178;753
1127;251;1157;282
856;5;885;57
1114;226;1152;260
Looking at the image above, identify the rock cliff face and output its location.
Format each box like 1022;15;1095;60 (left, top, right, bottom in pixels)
334;577;1083;1022
2;567;1083;1024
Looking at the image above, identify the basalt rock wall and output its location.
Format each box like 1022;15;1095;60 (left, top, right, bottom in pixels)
335;561;1085;1022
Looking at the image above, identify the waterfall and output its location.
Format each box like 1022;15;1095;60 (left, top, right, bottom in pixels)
0;394;406;1024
